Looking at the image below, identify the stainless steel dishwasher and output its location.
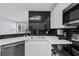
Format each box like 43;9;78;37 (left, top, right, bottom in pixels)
1;41;25;56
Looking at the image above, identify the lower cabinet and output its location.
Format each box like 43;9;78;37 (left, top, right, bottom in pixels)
1;41;25;56
0;38;51;56
25;39;51;56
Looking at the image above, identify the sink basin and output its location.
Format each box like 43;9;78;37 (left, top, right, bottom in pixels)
29;36;46;40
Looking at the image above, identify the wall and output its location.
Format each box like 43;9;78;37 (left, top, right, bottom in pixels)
0;4;28;35
0;16;16;35
0;4;28;22
50;3;71;28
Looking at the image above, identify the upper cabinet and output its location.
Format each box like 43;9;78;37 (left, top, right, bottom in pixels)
51;3;71;28
63;3;79;25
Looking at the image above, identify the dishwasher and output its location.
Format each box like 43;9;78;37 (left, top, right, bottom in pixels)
1;41;25;56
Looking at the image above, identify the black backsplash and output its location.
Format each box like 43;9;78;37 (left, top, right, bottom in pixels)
48;29;57;36
0;33;25;39
29;29;57;36
63;28;74;40
72;27;79;34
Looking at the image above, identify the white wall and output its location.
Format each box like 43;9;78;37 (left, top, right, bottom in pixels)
0;4;28;22
0;4;28;35
51;3;71;28
0;16;17;35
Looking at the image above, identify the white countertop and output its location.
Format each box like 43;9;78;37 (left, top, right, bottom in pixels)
48;39;72;44
0;36;72;46
46;36;72;44
0;37;25;45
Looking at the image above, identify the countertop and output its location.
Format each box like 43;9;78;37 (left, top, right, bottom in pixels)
46;36;72;44
0;36;72;46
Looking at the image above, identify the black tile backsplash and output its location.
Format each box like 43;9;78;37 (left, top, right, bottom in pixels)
28;29;57;36
48;29;57;36
0;33;25;39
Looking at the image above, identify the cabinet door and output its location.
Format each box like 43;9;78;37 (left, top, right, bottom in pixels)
14;43;25;56
25;40;51;56
37;41;51;56
1;46;15;56
1;42;24;56
25;40;39;56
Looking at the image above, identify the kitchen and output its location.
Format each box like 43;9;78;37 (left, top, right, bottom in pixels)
0;3;79;56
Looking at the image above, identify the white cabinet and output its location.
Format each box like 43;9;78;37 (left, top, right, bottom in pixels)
51;3;71;28
25;39;51;56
